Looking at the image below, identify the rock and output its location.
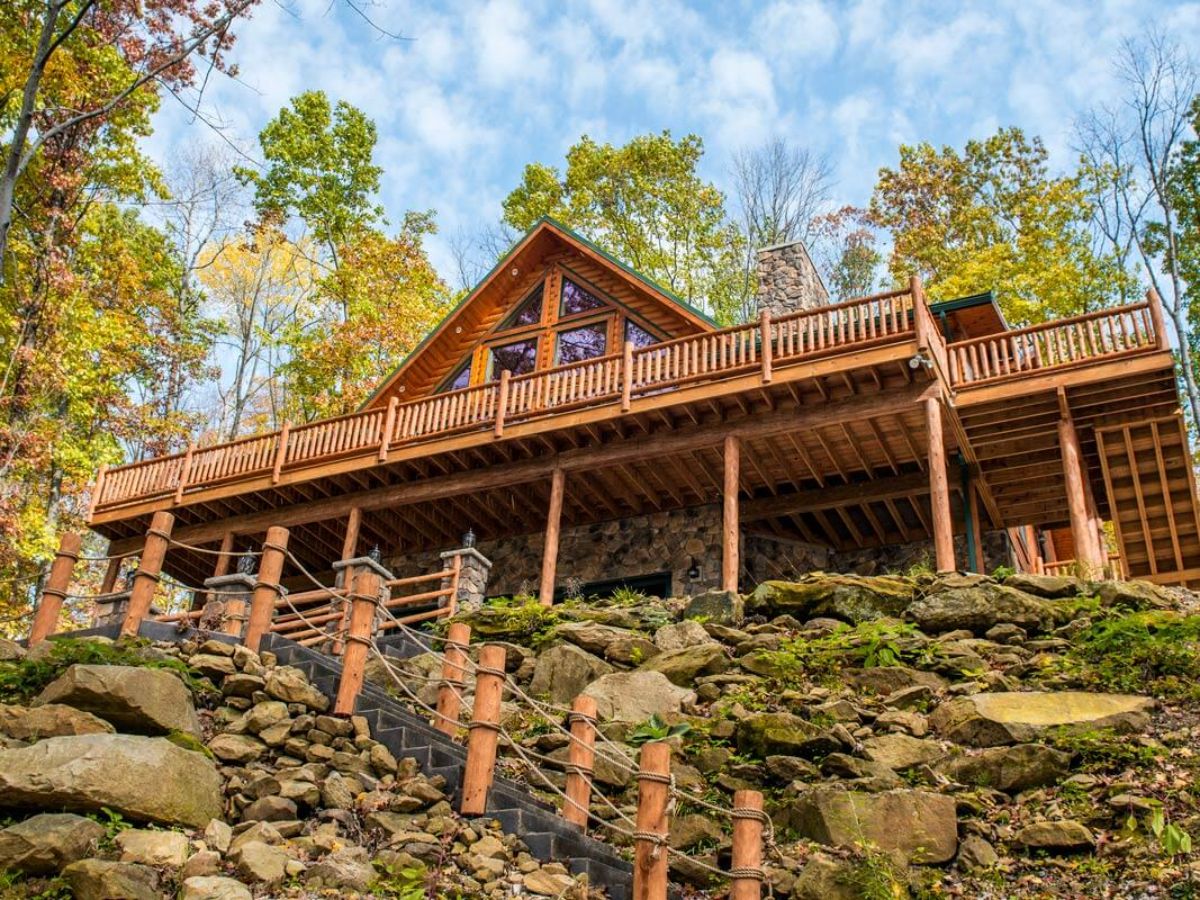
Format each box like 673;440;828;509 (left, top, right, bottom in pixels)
524;868;576;896
641;642;729;686
554;621;659;664
957;835;1000;870
242;700;290;733
242;796;297;822
907;583;1062;635
0;733;223;827
792;855;865;900
883;685;934;709
984;623;1027;644
181;850;222;879
209;733;268;763
0;813;105;875
322;772;358;809
735;713;835;759
669;813;724;850
860;733;943;770
849;666;946;695
0;638;26;661
937;744;1072;793
749;575;914;622
0;703;115;740
580;671;695;722
306;846;375;891
655;620;713;651
528;644;613;704
1096;580;1175;610
203;819;233;854
1013;820;1095;852
765;754;821;782
232;840;290;884
62;859;159;900
791;787;958;863
1004;573;1081;598
189;653;237;679
116;828;191;867
930;691;1154;747
181;875;254;900
265;667;329;711
682;590;743;625
34;664;201;737
222;674;265;698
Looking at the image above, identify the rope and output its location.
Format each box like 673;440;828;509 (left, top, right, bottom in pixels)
167;538;262;557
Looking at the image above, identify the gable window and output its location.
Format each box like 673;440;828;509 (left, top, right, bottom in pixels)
489;338;538;379
446;361;472;391
560;278;605;316
625;319;658;349
508;285;544;328
556;321;608;364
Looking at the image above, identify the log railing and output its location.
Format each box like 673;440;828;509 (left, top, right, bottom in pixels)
94;288;924;512
948;302;1160;387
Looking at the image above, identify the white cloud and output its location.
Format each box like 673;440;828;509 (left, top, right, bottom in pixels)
698;48;779;150
753;0;840;68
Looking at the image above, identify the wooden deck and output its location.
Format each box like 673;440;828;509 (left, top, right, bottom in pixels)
88;289;1200;589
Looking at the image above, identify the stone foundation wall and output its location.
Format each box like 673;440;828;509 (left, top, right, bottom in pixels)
830;531;1010;576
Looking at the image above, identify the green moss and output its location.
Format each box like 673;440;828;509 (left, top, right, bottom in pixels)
165;729;214;759
1043;726;1164;772
1056;611;1200;700
0;637;195;705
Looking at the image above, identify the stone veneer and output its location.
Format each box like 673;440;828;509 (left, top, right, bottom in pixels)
755;240;829;317
387;503;1013;601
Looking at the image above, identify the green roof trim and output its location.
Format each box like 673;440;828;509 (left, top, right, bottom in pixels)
358;216;717;410
929;290;1009;331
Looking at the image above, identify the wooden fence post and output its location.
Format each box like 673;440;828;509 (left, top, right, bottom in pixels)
633;741;671;900
334;569;382;715
379;396;398;462
730;789;765;900
494;370;511;439
445;553;462;618
174;442;195;504
622;340;634;412
435;622;471;736
272;423;290;484
120;511;174;638
563;695;598;831
29;533;82;644
1147;287;1167;346
461;643;507;816
759;309;773;383
244;526;290;652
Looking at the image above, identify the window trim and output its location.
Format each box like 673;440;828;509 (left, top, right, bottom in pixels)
553;314;612;365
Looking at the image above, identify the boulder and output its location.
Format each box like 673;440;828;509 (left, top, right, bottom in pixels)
242;796;298;822
62;859;159;900
668;814;724;851
242;700;290;734
0;703;115;740
580;671;694;723
524;868;576;896
654;620;712;651
792;855;867;900
682;590;743;625
115;828;191;867
0;733;223;827
748;575;914;623
860;733;943;771
849;666;946;695
265;667;329;711
305;846;375;891
907;583;1062;635
34;664;201;737
528;644;613;704
790;786;958;863
937;744;1072;793
735;713;836;759
554;621;658;663
209;733;268;764
930;691;1154;747
1003;573;1081;599
231;840;289;884
181;875;254;900
0;638;26;661
957;835;1000;870
641;642;729;686
1096;580;1175;610
0;813;105;875
1013;820;1095;852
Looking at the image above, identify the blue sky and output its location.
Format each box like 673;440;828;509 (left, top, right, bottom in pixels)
147;0;1200;278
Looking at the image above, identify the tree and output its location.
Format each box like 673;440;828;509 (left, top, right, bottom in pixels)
502;132;746;324
869;127;1132;325
808;206;882;300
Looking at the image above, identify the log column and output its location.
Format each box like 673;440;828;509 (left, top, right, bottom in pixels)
120;511;174;638
29;533;82;644
461;644;507;816
731;789;766;900
244;526;289;652
539;468;565;606
1058;415;1102;572
334;569;381;715
633;741;671;900
435;622;471;736
564;695;598;830
925;398;955;572
722;435;740;593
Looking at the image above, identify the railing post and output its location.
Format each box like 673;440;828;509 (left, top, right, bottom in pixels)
731;789;765;900
910;275;927;350
120;511;174;638
494;370;511;439
445;552;462;618
272;423;290;484
99;555;122;594
334;569;382;715
29;533;82;645
563;695;598;831
759;309;772;383
379;396;398;462
435;622;471;736
1147;287;1167;348
174;442;195;504
622;340;634;412
244;526;289;652
88;464;107;520
461;643;506;816
633;741;671;900
539;467;565;607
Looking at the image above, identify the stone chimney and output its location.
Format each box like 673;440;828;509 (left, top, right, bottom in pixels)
755;240;829;317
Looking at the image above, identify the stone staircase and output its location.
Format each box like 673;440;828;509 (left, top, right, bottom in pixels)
104;621;639;899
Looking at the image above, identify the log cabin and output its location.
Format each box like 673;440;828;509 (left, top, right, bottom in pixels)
83;217;1200;629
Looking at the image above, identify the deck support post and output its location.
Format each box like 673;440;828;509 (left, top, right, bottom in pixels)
564;695;598;831
211;531;235;579
29;533;82;644
435;622;471;736
120;511;174;638
633;741;671;900
967;484;985;573
539;468;565;606
245;526;289;652
461;643;506;816
731;789;766;900
1058;415;1103;574
723;434;740;593
333;507;363;654
334;569;381;715
99;555;122;594
924;398;955;572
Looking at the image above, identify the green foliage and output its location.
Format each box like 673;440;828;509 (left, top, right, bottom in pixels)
372;859;428;899
165;729;214;758
991;564;1016;581
0;637;193;704
1059;611;1200;699
1044;726;1163;772
1122;801;1195;859
608;586;651;607
479;596;561;646
627;714;691;747
849;845;907;899
502;131;746;323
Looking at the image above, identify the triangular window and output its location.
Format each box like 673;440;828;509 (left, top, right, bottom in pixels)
560;278;606;316
505;285;543;328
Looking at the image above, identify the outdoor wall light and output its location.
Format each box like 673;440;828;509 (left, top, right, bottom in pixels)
463;528;477;549
687;557;701;580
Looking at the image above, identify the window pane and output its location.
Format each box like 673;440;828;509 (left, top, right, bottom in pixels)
510;286;543;327
561;279;605;316
447;362;471;391
625;319;658;348
489;339;538;378
557;323;607;364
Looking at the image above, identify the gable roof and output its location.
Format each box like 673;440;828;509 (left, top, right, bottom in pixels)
362;217;717;408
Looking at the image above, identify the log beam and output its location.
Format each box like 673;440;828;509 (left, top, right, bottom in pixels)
540;468;565;606
925;398;956;572
723;435;740;593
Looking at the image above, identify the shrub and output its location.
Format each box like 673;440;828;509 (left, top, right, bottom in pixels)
1060;611;1200;700
0;637;194;704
